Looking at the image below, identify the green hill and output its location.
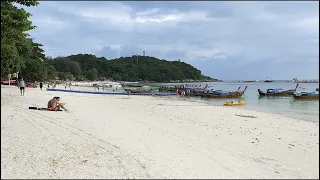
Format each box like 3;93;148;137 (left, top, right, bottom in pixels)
47;54;215;82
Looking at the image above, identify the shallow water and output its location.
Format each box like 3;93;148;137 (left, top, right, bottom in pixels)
150;82;319;122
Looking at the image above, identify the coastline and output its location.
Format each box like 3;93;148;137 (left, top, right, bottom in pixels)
47;83;319;122
1;86;319;179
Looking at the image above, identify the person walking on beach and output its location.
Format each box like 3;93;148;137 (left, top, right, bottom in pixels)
39;82;43;90
18;78;26;96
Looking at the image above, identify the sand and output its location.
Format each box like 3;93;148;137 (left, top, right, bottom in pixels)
1;86;319;179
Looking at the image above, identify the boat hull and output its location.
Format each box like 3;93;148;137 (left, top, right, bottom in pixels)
258;91;295;96
293;95;319;100
201;86;248;99
258;86;297;96
159;86;177;92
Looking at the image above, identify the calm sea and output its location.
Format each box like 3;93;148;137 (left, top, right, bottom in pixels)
149;82;319;122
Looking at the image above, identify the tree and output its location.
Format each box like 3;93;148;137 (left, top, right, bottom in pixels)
23;58;47;82
57;72;66;81
1;0;39;77
46;65;57;80
21;40;49;82
69;61;81;76
87;68;98;81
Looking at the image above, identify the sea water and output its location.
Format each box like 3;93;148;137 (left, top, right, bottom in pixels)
151;82;319;122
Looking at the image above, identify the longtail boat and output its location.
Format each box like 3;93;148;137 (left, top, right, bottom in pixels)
184;84;208;90
159;86;177;92
258;84;299;96
177;84;208;96
124;88;152;94
202;86;248;98
121;83;144;87
293;91;319;100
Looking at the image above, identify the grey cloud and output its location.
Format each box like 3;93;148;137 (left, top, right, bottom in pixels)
25;1;319;79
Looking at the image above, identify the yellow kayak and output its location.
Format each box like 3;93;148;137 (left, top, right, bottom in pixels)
223;100;245;106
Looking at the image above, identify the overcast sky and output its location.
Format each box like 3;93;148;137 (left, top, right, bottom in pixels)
25;1;319;80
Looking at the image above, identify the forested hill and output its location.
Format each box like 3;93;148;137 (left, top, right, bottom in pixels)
47;54;214;82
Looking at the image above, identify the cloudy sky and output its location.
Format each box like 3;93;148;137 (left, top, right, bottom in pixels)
25;1;318;80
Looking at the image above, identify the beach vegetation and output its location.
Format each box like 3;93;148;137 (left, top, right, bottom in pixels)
47;54;211;82
1;0;48;82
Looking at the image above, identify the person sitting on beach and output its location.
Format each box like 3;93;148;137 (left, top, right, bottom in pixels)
47;97;69;112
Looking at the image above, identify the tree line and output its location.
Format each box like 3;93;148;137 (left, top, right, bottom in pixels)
1;1;213;83
46;54;211;82
1;0;48;82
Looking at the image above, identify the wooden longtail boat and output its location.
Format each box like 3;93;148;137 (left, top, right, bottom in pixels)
258;84;299;96
202;86;248;98
177;84;209;96
184;84;208;90
159;86;177;92
121;82;144;87
124;88;152;94
293;91;319;100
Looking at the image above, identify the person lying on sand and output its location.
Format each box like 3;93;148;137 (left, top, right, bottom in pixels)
47;96;69;112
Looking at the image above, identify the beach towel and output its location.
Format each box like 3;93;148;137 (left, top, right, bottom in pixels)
29;107;63;111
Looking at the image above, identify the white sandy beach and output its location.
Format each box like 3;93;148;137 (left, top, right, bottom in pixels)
1;86;319;179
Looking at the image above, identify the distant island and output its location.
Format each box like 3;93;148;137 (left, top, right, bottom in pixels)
36;54;221;83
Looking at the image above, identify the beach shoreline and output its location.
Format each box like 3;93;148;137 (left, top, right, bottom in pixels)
46;83;319;122
1;86;319;179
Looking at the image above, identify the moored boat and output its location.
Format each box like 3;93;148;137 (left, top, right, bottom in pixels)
264;78;274;83
258;84;299;96
244;80;257;83
293;91;319;100
202;86;248;98
159;86;177;92
177;84;208;96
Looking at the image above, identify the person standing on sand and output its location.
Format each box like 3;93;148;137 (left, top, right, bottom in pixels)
18;78;26;96
39;82;43;90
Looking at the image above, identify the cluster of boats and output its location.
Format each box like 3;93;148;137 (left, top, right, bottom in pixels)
158;84;249;98
158;83;319;100
257;84;319;99
53;81;320;100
